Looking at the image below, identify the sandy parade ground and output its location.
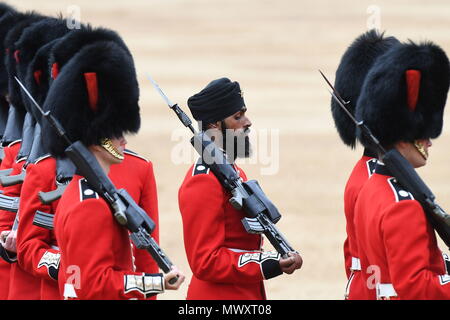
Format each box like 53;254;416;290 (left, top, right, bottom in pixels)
10;0;450;300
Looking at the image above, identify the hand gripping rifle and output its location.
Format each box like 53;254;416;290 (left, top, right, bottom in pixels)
149;75;296;258
16;77;178;283
320;70;450;248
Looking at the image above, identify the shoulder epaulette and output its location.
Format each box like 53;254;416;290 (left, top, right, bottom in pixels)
7;139;21;148
192;158;210;176
34;154;51;165
366;158;377;177
387;177;414;202
78;178;99;202
124;149;149;162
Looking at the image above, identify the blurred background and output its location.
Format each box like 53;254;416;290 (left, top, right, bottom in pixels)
11;0;450;299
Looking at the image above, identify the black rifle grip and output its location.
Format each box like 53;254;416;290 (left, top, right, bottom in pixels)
0;171;26;187
38;184;67;204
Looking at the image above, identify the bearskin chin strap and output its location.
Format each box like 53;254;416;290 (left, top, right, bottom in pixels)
414;140;428;160
100;138;124;160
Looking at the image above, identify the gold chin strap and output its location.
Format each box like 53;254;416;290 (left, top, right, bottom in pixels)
414;140;428;160
100;138;124;160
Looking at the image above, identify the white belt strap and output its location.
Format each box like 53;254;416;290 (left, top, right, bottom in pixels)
376;283;397;300
63;283;78;300
350;257;361;271
228;248;258;253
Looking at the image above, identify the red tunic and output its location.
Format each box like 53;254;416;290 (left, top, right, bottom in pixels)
55;175;164;300
178;159;282;300
0;141;21;171
16;156;61;300
0;141;23;238
354;163;450;299
343;154;377;300
16;151;160;300
0;141;21;300
0;142;39;300
2;159;42;300
109;151;160;277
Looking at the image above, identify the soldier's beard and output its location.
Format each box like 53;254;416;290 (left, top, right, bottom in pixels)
221;121;252;160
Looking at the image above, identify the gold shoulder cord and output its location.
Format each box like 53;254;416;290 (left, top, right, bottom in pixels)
100;138;125;160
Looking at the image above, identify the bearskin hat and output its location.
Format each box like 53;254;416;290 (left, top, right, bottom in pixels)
0;3;14;16
49;25;130;81
24;38;61;122
4;12;45;116
15;17;70;83
0;4;17;93
42;41;140;157
356;41;450;149
0;4;17;134
331;30;400;148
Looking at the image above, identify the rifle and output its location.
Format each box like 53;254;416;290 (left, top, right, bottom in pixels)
16;77;178;283
319;70;450;248
149;75;295;258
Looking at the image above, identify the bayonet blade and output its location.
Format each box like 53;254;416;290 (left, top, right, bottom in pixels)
146;74;175;108
327;89;359;125
318;70;349;106
15;76;45;115
319;70;359;125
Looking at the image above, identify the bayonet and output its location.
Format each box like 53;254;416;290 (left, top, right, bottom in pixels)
147;74;175;108
15;77;71;146
147;74;195;133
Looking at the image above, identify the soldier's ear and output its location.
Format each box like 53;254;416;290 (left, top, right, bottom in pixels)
207;122;221;130
87;144;103;155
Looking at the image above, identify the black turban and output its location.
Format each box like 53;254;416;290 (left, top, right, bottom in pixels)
187;77;245;124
